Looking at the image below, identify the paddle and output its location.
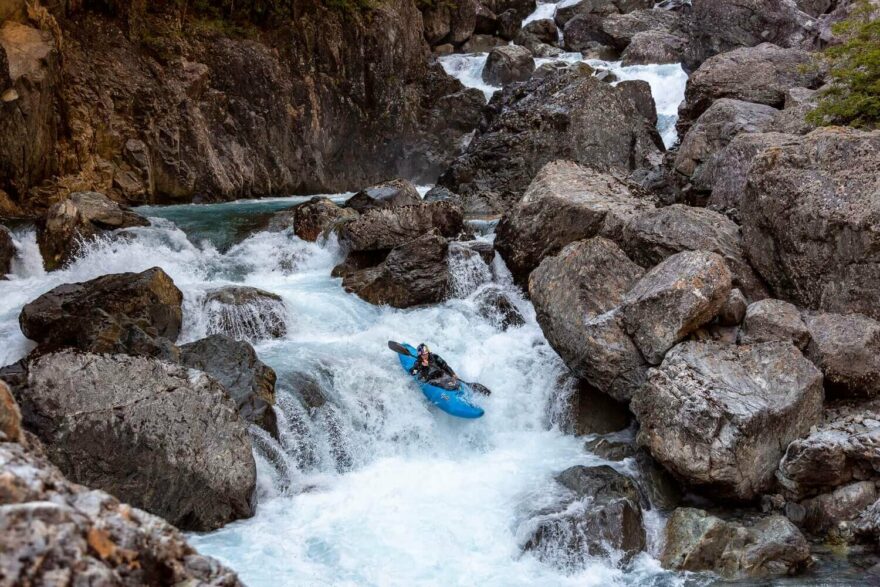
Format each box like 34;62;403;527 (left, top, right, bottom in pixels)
387;341;492;396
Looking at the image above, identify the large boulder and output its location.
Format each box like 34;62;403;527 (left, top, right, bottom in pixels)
777;400;880;500
266;196;357;241
662;508;811;578
0;380;22;443
739;299;810;350
482;44;535;86
15;351;256;531
740;128;880;320
437;65;663;214
620;204;767;300
0;225;14;277
530;238;648;402
342;232;450;308
340;202;464;252
19;267;183;358
522;18;558;44
523;465;646;565
802;312;880;399
679;44;823;131
202;285;288;342
620;251;732;364
621;29;688;65
495;160;654;284
180;334;278;438
632;341;824;499
0;442;244;586
37;192;149;271
344;178;421;213
674;98;780;180
799;481;878;537
600;8;683;50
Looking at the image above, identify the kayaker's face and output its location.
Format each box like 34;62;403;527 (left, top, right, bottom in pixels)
419;350;429;364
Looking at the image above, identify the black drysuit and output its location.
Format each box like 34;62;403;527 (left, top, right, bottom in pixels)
410;353;456;383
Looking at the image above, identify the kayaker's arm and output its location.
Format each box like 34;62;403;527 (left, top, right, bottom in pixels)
433;355;457;380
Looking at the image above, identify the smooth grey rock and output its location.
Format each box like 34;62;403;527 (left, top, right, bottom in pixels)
739;299;810;349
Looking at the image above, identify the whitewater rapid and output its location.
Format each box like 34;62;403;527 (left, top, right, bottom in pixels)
0;199;693;586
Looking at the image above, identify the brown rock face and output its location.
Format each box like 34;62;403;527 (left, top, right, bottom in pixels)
345;179;422;213
0;225;15;277
340;202;464;252
267;197;358;242
0;380;23;443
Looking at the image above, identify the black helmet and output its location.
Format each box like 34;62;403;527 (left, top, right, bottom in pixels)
417;343;429;355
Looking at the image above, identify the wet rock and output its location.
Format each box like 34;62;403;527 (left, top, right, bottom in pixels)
267;197;357;242
585;437;636;461
0;442;244;586
16;350;256;531
345;178;422;213
340;202;464;252
718;289;748;327
621;29;688;65
496;160;654;284
739;299;810;349
437;65;663;214
474;286;525;330
482;44;535;86
288;370;330;411
0;380;23;443
203;286;287;342
633;341;824;500
36;192;149;271
620;204;766;300
634;449;683;511
740;128;880;320
423;185;459;204
524;465;646;564
180;334;278;438
801;481;878;536
621;251;732;364
343;232;450;308
679;44;823;131
531;238;648;402
674;98;779;179
523;18;559;44
0;225;13;277
662;508;811;578
19;267;183;357
331;249;390;280
568;379;632;435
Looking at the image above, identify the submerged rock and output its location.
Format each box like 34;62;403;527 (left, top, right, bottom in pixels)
37;192;149;271
662;508;811;579
203;285;288;342
482;44;535;86
19;267;183;358
633;341;824;500
474;286;525;330
16;350;256;531
340;202;464;252
344;178;422;213
0;441;244;586
180;334;279;438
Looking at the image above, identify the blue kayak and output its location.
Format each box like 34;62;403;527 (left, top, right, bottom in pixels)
396;343;484;419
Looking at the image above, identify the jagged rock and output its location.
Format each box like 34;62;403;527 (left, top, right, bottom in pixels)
0;442;244;586
423;185;459;204
342;232;450;308
266;197;357;241
802;312;880;399
740;128;880;320
675;99;779;179
530;237;648;402
496;160;654;284
437;65;663;214
0;380;22;443
800;481;878;536
340;202;464;252
586;437;636;461
620;204;766;300
482;45;535;86
621;29;688;65
203;286;287;342
345;179;422;213
0;225;14;277
679;44;823;131
718;289;747;327
662;508;811;578
856;498;880;543
16;350;256;531
600;8;683;50
524;465;646;564
567;379;632;435
778;400;880;500
37;192;150;270
633;341;824;499
739;299;810;349
19;267;183;358
621;251;732;364
180;334;278;438
474;286;525;330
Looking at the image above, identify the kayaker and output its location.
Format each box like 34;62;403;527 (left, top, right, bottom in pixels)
410;343;458;385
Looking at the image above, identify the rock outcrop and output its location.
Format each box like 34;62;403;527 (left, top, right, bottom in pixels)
37;192;150;270
202;285;288;342
340;202;464;252
633;341;824;500
437;65;663;214
662;508;811;578
19;267;183;359
15;350;256;532
740;128;880;320
180;334;279;438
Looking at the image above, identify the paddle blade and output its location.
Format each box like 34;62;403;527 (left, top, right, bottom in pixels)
469;382;492;396
387;341;414;357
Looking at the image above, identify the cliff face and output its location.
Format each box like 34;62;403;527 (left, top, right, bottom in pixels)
0;0;482;216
